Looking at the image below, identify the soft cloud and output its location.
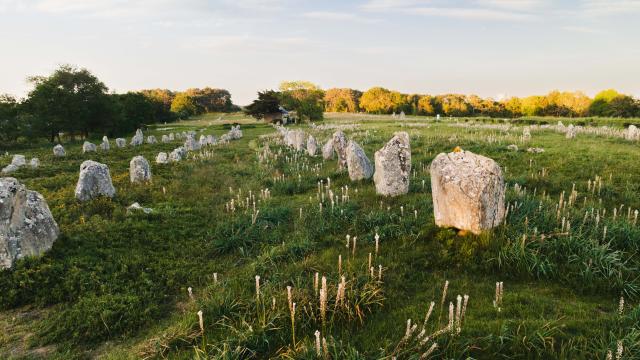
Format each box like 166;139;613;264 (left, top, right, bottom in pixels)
361;0;538;21
580;0;640;16
302;11;378;23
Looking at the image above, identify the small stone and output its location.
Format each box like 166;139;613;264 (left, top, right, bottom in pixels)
1;164;19;174
162;135;170;143
169;147;186;162
184;135;201;151
127;202;153;214
53;144;65;157
82;141;97;153
507;144;518;151
75;160;116;201
147;135;157;144
29;158;39;168
11;155;26;167
156;152;168;164
115;138;126;148
129;156;152;184
566;124;576;139
346;140;373;181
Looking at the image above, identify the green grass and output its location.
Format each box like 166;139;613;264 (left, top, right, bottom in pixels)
1;112;639;359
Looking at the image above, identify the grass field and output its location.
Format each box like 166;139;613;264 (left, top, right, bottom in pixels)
1;112;640;359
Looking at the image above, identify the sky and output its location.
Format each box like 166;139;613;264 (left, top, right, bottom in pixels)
0;0;639;105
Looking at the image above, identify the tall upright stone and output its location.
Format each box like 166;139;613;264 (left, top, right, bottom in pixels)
346;140;373;181
0;178;59;270
332;131;348;169
322;139;334;160
129;156;152;183
130;129;144;146
307;135;318;156
430;149;505;234
75;160;116;201
82;141;97;153
373;132;411;196
100;136;110;151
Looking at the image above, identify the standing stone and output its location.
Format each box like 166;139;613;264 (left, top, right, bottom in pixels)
116;138;126;148
322;139;334;160
75;160;116;201
53;144;66;157
289;130;305;151
522;127;531;141
430;149;505;235
100;136;110;151
566;124;577;139
199;135;208;147
147;135;157;144
307;135;318;156
184;136;201;151
11;155;26;167
156;152;168;164
129;156;152;183
228;125;242;140
170;147;186;162
175;133;182;140
0;177;59;270
399;111;406;120
162;135;170;143
332;131;348;169
82;141;97;153
346;140;373;181
1;164;19;174
373;132;411;196
207;135;217;145
29;158;40;168
131;129;144;146
169;133;175;141
626;125;640;141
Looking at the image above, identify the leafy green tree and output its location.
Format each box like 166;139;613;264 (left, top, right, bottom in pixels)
279;81;324;121
245;90;281;120
503;97;523;117
324;88;362;112
438;94;471;116
23;65;114;141
184;88;237;113
140;89;176;122
359;87;396;114
417;95;436;115
0;94;20;142
170;93;198;119
113;92;157;134
608;95;638;117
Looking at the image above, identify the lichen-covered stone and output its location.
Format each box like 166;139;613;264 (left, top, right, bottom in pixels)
129;156;152;183
75;160;116;201
332;131;348;169
430;150;505;234
346;140;373;181
0;177;59;270
373;132;411;196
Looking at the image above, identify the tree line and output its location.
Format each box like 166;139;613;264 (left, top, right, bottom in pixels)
0;65;238;143
246;81;640;122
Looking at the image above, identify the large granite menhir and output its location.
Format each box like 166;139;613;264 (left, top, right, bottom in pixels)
374;132;411;196
1;177;59;270
430;149;505;235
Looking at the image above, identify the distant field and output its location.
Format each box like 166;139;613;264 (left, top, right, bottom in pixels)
1;112;640;359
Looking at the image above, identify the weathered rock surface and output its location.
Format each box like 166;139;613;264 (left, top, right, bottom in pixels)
11;155;26;167
346;140;373;181
53;144;65;157
322;139;334;160
129;156;152;183
289;130;306;151
116;138;126;148
147;135;157;144
1;164;19;174
332;131;348;169
127;202;153;214
156;152;168;164
199;135;208;147
29;158;39;168
566;124;576;139
373;132;411;196
162;134;170;143
307;135;317;156
130;129;144;146
100;136;110;151
184;136;201;151
168;133;175;141
0;177;59;270
82;141;97;153
169;147;186;162
206;135;217;145
430;150;505;234
74;160;116;201
507;144;518;151
228;125;242;140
